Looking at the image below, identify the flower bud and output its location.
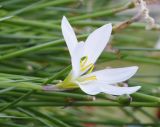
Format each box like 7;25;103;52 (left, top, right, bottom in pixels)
117;94;132;106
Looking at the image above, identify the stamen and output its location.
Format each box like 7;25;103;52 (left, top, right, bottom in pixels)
84;76;97;81
80;56;95;74
80;56;88;68
80;63;93;72
77;75;97;83
87;64;94;74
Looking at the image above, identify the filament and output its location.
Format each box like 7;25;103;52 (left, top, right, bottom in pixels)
80;56;94;74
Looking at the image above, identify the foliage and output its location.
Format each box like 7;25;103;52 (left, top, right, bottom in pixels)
0;0;159;126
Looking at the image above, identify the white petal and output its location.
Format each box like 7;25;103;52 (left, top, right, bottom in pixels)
71;42;84;78
61;16;78;56
78;81;101;95
85;66;138;84
101;85;141;95
78;81;141;95
84;23;112;64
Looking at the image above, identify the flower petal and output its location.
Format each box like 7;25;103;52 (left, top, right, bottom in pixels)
78;81;141;95
84;23;112;64
101;85;141;95
78;81;101;95
85;66;138;84
61;16;78;56
71;42;84;78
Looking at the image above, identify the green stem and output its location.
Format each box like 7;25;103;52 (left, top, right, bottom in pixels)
0;34;87;60
73;21;154;31
0;39;63;60
0;82;42;90
115;47;160;52
0;81;159;103
28;108;72;127
0;90;33;112
131;93;160;103
11;0;76;15
4;17;60;30
1;89;94;101
62;118;160;126
0;101;159;107
120;108;140;122
101;52;160;65
54;2;134;22
36;91;94;101
43;65;71;85
139;108;158;122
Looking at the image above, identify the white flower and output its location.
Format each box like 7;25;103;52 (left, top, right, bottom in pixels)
58;16;141;95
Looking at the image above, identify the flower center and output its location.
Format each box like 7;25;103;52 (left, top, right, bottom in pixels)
57;56;97;89
80;56;94;74
78;56;97;83
83;75;97;81
77;75;97;83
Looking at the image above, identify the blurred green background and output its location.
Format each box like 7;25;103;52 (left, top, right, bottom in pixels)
0;0;159;127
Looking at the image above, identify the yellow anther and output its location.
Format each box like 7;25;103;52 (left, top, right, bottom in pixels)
80;63;93;72
84;76;97;81
87;64;94;74
80;56;95;74
80;56;88;68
